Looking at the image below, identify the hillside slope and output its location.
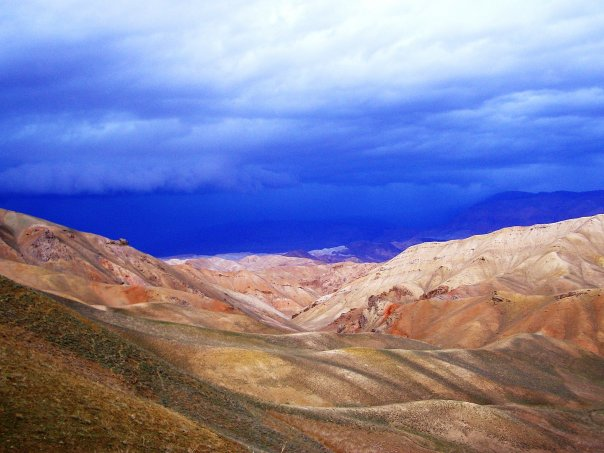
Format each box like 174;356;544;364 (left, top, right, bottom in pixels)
0;276;295;451
177;255;375;316
294;215;604;353
3;276;604;452
2;207;604;451
0;208;301;332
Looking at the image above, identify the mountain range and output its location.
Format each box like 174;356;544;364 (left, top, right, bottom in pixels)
1;207;604;452
301;190;604;263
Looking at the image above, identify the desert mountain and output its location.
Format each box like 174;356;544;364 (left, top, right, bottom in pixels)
0;208;376;332
172;254;375;316
2;208;604;451
0;208;302;332
294;215;604;353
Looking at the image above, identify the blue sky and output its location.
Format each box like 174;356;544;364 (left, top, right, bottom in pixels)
1;1;604;254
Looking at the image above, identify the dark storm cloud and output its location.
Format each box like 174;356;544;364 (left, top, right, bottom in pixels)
1;0;604;195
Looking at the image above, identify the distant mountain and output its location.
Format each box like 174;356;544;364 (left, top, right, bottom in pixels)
304;190;604;263
308;241;403;263
427;190;604;240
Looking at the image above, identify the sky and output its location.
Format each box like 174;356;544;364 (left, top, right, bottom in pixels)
1;1;604;255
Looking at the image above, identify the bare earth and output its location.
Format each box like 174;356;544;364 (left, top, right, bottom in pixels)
1;208;603;452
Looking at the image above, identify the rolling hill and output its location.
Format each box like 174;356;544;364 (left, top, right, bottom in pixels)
1;208;604;451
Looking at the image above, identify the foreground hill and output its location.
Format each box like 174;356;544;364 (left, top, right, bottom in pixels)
0;276;326;451
294;215;604;353
2;276;604;452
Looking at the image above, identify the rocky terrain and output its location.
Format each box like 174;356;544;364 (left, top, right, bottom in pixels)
294;215;604;352
0;208;302;333
1;208;604;452
171;254;375;317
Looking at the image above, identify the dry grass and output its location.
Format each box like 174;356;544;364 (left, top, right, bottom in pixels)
0;324;237;452
0;276;327;452
2;275;604;452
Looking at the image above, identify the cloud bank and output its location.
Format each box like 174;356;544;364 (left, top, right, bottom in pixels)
1;0;604;194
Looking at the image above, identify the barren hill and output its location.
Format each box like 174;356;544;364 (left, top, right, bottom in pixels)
2;275;604;452
177;255;375;316
0;208;302;333
294;215;604;353
2;208;604;451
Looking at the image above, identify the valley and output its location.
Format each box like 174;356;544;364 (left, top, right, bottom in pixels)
1;208;604;452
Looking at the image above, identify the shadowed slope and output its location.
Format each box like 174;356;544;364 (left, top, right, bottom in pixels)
0;326;242;452
0;276;329;452
115;317;604;409
2;276;604;451
279;401;604;453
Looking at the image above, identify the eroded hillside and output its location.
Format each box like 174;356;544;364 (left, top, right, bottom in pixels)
174;255;375;316
1;209;604;452
0;208;302;333
294;215;604;353
2;276;604;452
